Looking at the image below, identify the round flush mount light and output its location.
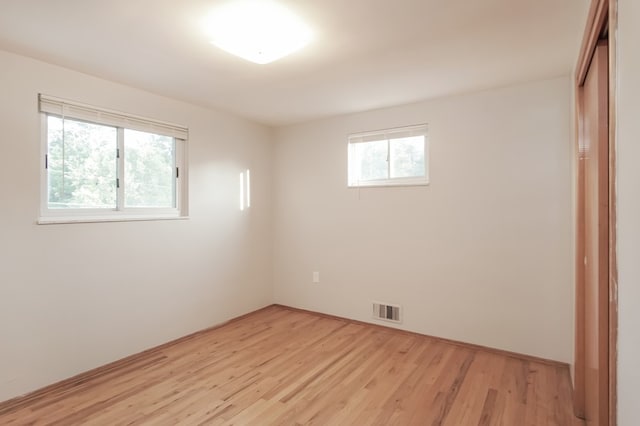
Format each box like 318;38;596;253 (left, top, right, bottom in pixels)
203;0;313;64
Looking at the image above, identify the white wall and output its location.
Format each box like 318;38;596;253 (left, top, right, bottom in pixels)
615;0;640;424
273;77;574;363
0;50;273;402
0;46;581;403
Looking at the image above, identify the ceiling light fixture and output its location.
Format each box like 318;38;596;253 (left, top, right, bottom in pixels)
204;0;313;65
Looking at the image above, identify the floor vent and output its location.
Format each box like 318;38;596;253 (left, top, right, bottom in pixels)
372;302;402;323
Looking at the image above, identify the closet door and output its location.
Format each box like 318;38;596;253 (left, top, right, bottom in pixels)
577;39;609;426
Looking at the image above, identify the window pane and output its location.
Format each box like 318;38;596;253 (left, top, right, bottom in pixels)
47;116;117;209
124;129;175;208
353;140;388;182
390;136;425;179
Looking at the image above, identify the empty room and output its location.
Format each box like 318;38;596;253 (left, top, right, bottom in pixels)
0;0;638;425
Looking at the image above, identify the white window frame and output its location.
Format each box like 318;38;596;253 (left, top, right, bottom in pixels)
347;124;429;188
38;94;189;224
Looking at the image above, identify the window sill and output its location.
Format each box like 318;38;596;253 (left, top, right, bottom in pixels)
348;181;430;188
37;215;189;225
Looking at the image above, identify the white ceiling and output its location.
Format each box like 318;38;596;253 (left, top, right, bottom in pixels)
0;0;588;126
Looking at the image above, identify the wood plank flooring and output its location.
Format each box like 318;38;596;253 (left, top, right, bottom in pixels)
0;305;582;425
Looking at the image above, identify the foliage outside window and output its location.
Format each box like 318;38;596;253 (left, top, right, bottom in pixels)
39;95;187;223
348;124;428;187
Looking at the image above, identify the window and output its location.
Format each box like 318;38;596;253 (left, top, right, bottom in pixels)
348;124;428;187
39;94;188;223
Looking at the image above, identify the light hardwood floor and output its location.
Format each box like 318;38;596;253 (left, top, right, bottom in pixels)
0;305;582;425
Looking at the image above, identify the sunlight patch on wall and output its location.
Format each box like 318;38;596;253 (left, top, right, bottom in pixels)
240;169;251;210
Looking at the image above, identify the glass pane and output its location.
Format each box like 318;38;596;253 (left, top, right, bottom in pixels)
390;136;425;178
353;140;388;182
124;129;175;208
47;116;117;209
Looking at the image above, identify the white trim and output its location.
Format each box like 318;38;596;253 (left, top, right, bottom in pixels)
349;124;427;143
39;114;49;217
39;94;188;140
348;178;429;188
38;215;189;225
175;138;188;216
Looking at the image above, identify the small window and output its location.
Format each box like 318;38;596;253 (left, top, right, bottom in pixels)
348;124;428;187
39;95;188;223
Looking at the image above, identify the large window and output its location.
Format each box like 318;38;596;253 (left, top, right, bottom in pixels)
348;124;428;187
39;95;188;223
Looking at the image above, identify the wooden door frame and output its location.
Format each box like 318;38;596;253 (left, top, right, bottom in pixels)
574;0;618;424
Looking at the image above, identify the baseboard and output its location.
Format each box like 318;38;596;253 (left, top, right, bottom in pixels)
274;304;570;369
0;304;275;414
0;302;569;415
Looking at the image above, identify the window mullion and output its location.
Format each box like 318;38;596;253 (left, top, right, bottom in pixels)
117;127;125;211
387;139;391;179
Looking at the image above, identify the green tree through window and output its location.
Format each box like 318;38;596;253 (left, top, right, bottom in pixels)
348;128;428;187
47;116;117;209
46;116;177;211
